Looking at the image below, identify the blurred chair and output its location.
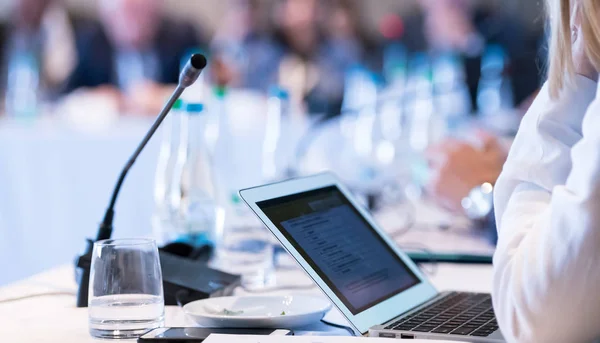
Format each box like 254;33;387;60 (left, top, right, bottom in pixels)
62;0;207;114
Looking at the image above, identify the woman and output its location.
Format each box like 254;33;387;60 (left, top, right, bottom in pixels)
493;0;600;342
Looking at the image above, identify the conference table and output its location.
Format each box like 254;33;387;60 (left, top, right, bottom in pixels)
0;91;497;342
0;90;305;286
0;258;494;342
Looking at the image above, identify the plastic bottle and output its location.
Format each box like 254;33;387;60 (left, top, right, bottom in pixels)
152;99;184;245
169;102;219;248
262;86;290;182
477;44;514;116
432;53;472;133
5;38;39;118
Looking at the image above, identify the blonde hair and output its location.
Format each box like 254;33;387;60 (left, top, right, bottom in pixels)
547;0;600;97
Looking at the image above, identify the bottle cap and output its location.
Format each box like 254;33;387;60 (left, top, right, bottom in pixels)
214;86;227;98
268;86;290;100
173;99;183;110
185;103;204;114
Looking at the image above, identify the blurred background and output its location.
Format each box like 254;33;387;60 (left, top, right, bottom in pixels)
0;0;546;287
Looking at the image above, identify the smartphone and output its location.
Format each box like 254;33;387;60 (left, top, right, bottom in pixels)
138;327;293;342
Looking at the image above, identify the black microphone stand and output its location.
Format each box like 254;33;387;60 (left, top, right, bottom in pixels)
75;54;206;307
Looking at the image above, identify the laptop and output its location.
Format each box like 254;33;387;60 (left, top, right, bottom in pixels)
239;173;504;342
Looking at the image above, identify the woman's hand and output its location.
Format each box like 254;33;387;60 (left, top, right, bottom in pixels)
425;132;507;213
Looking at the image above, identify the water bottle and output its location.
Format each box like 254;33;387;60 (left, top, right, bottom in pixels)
432;53;472;133
209;87;275;289
405;54;441;189
205;86;227;159
5;39;39;118
262;86;290;182
383;42;408;95
169;102;220;248
341;64;379;114
152;99;183;245
378;44;409;168
477;44;514;116
407;53;439;153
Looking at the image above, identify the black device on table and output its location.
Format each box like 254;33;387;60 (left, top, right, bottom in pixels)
74;54;240;308
138;328;293;342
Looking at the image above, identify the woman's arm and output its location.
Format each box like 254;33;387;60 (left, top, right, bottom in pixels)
493;76;599;343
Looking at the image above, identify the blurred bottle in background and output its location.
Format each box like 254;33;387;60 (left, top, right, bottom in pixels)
339;65;380;185
208;86;276;290
404;53;442;190
152;99;183;245
432;52;472;133
407;53;438;153
168;102;221;249
262;86;291;182
379;42;408;158
382;42;408;96
4;36;39;119
205;86;227;158
476;44;513;117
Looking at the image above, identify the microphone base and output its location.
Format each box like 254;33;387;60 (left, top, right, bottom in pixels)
75;239;93;308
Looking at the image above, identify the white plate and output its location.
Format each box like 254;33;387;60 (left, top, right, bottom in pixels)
183;295;332;328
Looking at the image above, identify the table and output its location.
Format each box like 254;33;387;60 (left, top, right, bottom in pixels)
0;262;493;342
0;117;161;286
0;100;495;287
0;96;497;342
0;92;310;286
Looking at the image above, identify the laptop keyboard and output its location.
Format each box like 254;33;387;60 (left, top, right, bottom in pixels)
384;292;499;337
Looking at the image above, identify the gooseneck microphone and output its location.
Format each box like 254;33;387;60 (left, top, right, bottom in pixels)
75;54;208;307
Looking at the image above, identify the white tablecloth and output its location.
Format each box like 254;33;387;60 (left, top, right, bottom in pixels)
0;105;310;286
0;262;493;343
0;117;161;285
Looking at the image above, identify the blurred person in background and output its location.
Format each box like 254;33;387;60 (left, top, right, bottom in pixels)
401;0;542;108
212;0;371;116
272;0;374;115
399;0;543;226
0;0;87;112
210;0;280;89
63;0;206;114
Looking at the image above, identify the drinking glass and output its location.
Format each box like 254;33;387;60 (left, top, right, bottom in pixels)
88;238;164;339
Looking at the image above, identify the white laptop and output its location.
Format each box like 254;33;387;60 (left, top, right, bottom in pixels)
239;173;504;342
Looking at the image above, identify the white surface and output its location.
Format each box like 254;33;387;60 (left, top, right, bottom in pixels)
0;109;495;287
0;101;309;286
0;261;493;343
0;117;160;285
183;295;331;328
205;334;465;342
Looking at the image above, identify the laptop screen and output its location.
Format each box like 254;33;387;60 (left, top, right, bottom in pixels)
257;185;420;315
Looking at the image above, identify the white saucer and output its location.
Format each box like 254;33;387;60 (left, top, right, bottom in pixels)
183;295;332;328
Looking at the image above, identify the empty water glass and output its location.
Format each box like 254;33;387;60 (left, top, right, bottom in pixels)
88;238;164;339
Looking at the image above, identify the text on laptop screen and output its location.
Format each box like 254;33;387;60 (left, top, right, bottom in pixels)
257;185;420;314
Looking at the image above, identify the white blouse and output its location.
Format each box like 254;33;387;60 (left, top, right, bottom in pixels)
493;75;600;343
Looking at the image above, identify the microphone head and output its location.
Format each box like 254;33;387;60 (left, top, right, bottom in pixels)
191;54;207;70
179;53;207;88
